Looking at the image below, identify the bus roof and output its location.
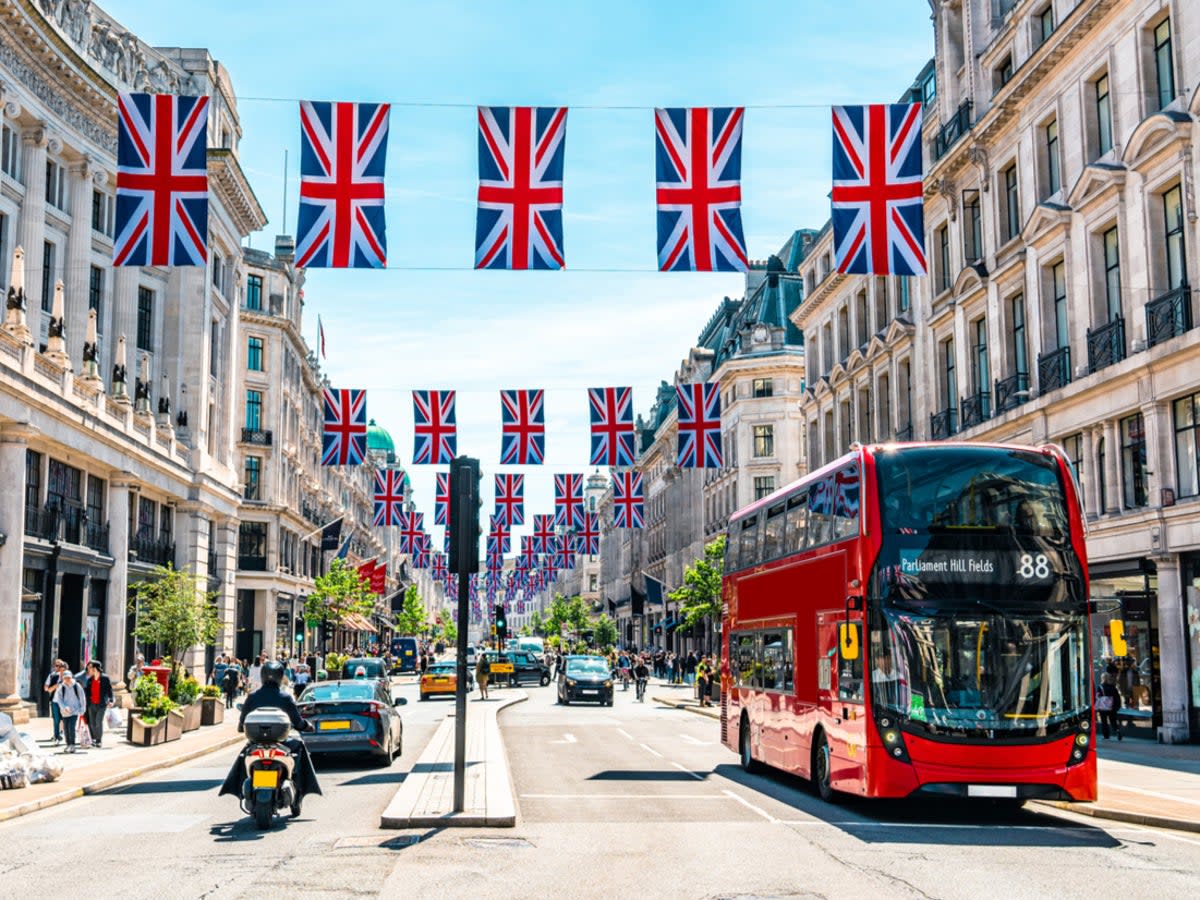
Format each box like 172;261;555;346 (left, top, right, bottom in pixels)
727;440;1065;527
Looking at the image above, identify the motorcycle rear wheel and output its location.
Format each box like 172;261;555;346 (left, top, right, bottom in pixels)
254;795;273;830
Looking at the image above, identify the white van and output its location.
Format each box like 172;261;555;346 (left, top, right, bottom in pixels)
510;637;545;658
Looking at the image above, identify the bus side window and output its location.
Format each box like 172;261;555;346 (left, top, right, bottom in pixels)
738;515;760;568
838;622;864;702
725;530;741;571
785;492;808;553
735;632;758;688
833;465;860;540
763;503;786;560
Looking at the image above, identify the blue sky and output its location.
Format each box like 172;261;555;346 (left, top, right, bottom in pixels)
110;0;933;545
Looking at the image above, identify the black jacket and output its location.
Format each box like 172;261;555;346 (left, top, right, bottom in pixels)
82;674;113;707
237;682;306;732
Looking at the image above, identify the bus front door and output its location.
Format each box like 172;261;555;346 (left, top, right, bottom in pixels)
817;611;866;791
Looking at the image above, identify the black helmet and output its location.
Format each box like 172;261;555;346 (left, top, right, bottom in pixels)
262;661;285;686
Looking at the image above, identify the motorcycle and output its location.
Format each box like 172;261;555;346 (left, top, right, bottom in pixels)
239;708;309;829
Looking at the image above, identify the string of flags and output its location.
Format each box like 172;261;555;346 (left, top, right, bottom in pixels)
112;91;927;275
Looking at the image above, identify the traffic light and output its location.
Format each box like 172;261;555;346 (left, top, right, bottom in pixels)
448;456;481;574
494;604;507;642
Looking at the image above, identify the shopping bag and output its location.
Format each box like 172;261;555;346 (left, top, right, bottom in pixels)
77;718;92;748
105;706;123;730
1095;695;1113;712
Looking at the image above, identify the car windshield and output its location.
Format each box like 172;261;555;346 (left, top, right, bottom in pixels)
871;608;1088;738
301;682;375;702
428;665;455;675
566;659;610;676
345;659;383;674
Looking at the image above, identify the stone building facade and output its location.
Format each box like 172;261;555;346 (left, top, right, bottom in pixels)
796;0;1200;741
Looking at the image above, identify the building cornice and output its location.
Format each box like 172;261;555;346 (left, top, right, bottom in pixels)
208;148;267;237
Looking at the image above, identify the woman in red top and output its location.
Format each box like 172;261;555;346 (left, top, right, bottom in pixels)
82;661;114;748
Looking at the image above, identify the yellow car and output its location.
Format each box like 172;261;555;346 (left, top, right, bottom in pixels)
419;662;468;700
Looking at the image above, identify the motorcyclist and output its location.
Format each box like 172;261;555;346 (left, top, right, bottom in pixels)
633;656;650;701
218;660;323;813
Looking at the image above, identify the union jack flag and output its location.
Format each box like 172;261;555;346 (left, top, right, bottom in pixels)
486;551;504;574
809;477;833;517
834;465;861;519
114;92;209;267
554;473;585;529
611;471;644;528
435;472;451;526
531;514;555;556
321;388;368;466
397;512;425;554
297;100;389;268
488;517;510;556
831;103;925;276
676;382;722;468
588;387;635;467
520;535;537;561
413;390;457;465
655;107;748;272
476;106;567;270
413;544;431;569
432;553;447;580
494;474;524;527
500;389;545;465
575;512;600;555
553;544;575;570
373;469;406;527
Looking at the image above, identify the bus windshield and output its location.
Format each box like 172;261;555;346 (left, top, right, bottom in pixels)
871;609;1089;737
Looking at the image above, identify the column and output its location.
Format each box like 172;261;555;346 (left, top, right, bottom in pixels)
1103;419;1121;513
17;127;48;319
1143;401;1169;506
0;423;36;723
1082;428;1099;517
1154;557;1192;742
105;476;132;699
217;520;238;656
64;157;94;371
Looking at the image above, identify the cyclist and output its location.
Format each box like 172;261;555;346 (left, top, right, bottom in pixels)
632;655;650;702
618;652;631;690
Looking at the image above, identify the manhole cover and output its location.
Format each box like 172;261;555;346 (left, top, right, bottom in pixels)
461;837;532;849
334;834;421;850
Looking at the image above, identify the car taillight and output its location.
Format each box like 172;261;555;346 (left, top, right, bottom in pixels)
361;701;383;719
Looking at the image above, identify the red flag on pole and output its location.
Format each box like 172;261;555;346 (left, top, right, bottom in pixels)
370;563;386;595
356;559;376;588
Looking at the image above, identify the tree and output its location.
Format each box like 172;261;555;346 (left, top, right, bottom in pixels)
543;594;571;636
671;535;726;629
438;607;458;645
393;585;427;636
130;564;220;677
566;595;591;635
305;558;374;630
591;613;618;649
528;609;546;637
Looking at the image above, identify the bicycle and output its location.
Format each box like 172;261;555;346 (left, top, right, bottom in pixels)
635;677;647;702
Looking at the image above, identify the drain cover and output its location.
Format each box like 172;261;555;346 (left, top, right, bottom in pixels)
461;837;532;849
334;834;421;850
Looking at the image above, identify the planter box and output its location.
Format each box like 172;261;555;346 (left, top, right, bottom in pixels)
200;697;224;726
164;708;184;741
178;702;202;732
127;715;169;746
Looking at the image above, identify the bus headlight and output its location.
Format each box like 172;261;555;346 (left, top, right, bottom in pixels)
883;731;899;745
1075;733;1089;747
1079;719;1090;731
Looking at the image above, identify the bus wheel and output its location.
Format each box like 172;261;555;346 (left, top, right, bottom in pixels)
813;732;839;804
739;717;761;774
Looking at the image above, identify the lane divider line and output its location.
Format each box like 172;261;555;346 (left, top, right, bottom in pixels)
722;788;779;823
616;728;635;741
671;761;705;781
640;743;664;758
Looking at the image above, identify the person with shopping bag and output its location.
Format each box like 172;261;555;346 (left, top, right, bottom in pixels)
53;671;87;753
81;661;114;749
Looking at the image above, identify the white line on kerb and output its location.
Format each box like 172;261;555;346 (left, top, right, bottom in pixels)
671;761;705;781
722;788;779;823
640;743;664;758
521;793;726;800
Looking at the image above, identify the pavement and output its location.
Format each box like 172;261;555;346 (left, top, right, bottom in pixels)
654;682;1200;834
380;689;524;828
0;703;243;822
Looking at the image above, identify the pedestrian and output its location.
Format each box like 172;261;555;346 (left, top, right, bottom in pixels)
248;654;264;692
126;653;145;691
43;659;66;744
81;661;114;748
54;670;86;753
696;655;712;707
475;653;491;701
211;655;228;689
1097;669;1122;740
685;651;698;685
221;664;240;709
670;653;681;685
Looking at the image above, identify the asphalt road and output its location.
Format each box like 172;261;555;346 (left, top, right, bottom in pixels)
1;678;1198;899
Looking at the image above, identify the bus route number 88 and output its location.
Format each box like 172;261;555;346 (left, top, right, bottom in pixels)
1018;554;1051;580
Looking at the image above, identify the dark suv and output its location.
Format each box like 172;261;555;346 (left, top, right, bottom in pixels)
486;650;550;687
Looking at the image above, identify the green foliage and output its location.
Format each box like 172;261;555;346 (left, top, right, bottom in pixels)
139;693;178;725
527;609;546;637
439;609;458;645
201;684;223;699
305;558;375;628
670;535;726;630
393;585;427;636
591;613;619;649
133;673;164;708
129;565;220;675
545;634;562;651
170;674;200;706
324;652;346;677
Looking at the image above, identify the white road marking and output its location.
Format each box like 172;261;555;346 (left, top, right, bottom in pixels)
1111;827;1200;848
722;788;780;823
549;732;578;744
521;793;726;800
678;733;710;745
671;761;705;781
616;728;635;741
640;742;664;758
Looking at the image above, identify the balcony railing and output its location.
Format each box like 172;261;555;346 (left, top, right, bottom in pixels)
241;428;273;446
207;548;218;576
934;101;972;161
301;503;325;526
131;534;175;567
1037;345;1072;395
960;392;991;429
894;423;914;442
24;505;58;541
930;407;958;440
1087;315;1126;374
994;372;1030;414
239;554;268;571
1146;284;1193;348
85;521;110;554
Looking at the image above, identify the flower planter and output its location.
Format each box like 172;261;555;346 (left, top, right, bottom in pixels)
200;697;224;726
127;714;169;746
164;708;185;741
178;701;202;732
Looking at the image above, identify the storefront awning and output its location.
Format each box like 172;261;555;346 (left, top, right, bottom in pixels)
342;613;378;633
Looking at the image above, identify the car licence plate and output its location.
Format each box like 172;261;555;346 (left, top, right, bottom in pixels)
581;689;598;694
319;719;350;731
251;768;279;788
967;785;1017;798
434;677;449;683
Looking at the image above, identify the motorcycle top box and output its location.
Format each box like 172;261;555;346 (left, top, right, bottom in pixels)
243;709;292;742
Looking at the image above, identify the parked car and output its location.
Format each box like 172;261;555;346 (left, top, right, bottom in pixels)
556;655;614;706
419;661;473;700
297;679;407;764
505;650;551;687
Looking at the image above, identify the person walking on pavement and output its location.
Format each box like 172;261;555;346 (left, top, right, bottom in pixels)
53;670;87;753
696;655;713;707
221;663;241;709
211;655;229;689
43;659;66;744
248;654;264;692
126;653;145;693
684;651;698;686
1098;667;1123;740
475;653;491;700
81;661;114;749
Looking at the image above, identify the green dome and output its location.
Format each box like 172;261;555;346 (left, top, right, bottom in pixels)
366;419;396;464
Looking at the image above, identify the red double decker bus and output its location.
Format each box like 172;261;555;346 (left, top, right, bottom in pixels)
721;442;1096;804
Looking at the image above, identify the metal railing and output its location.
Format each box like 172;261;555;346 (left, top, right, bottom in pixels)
929;407;958;440
85;521;109;554
241;428;273;446
894;423;914;442
239;554;268;571
131;534;175;567
994;372;1030;414
934;101;972;161
24;505;58;541
960;392;991;429
1145;284;1192;348
1037;345;1072;394
1087;315;1126;373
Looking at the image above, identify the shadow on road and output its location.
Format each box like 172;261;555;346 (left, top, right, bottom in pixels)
340;771;408;787
587;769;710;782
712;764;1121;849
97;777;223;796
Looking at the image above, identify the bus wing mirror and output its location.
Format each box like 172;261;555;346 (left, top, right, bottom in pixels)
1109;620;1128;657
839;623;860;660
